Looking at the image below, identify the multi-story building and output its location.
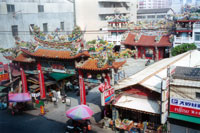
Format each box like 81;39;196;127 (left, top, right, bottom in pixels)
169;66;200;132
0;0;74;49
103;13;129;47
137;8;174;22
173;15;200;48
171;0;200;14
138;0;172;9
75;0;137;41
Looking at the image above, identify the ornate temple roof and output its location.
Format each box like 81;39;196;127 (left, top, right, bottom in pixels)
13;53;35;63
122;33;172;47
76;58;126;71
22;48;90;60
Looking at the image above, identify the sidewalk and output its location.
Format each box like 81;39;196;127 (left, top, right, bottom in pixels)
25;100;113;133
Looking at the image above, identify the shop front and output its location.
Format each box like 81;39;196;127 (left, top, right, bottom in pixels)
112;91;162;132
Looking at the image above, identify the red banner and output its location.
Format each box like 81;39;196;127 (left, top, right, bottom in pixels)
20;67;28;93
98;74;111;93
102;87;114;105
170;105;200;117
37;62;46;99
0;73;9;81
78;70;86;105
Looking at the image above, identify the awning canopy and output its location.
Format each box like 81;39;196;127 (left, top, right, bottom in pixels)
0;93;7;97
114;95;160;114
169;113;200;124
0;86;6;92
29;80;57;90
49;72;73;81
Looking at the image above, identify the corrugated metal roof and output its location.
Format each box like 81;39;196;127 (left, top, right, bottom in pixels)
114;95;160;114
114;50;200;93
173;66;200;81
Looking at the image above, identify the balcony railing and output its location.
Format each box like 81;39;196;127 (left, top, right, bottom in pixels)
176;27;192;31
107;26;128;31
174;36;194;46
194;24;200;29
104;35;122;42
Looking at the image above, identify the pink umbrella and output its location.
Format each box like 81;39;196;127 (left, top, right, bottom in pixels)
66;105;94;120
9;93;31;102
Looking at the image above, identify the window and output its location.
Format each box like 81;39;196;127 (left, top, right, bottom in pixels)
60;22;64;31
147;15;155;19
38;5;44;12
7;4;15;13
196;92;200;99
195;32;200;41
157;15;165;18
29;24;34;35
137;16;146;19
12;25;18;36
43;23;48;33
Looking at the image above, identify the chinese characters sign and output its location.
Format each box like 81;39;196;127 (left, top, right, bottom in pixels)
170;98;200;117
101;87;114;106
0;73;9;81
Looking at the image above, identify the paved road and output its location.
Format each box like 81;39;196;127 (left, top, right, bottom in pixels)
0;58;148;133
0;110;65;133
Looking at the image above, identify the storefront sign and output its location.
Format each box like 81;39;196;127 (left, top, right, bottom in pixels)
162;77;170;90
167;65;176;77
162;89;169;102
0;73;9;81
161;78;170;124
101;87;114;106
162;100;169;113
161;111;168;124
170;98;200;117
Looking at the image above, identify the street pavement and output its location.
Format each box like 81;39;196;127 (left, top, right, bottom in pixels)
0;58;149;133
0;110;65;133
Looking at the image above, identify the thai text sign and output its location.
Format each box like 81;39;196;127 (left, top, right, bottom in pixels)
101;87;114;106
170;98;200;117
0;73;9;81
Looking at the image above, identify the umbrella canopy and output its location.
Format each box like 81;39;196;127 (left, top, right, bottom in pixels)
66;105;94;120
9;93;31;102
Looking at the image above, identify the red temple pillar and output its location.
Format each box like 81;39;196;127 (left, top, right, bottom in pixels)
78;70;86;105
37;62;46;99
20;67;28;93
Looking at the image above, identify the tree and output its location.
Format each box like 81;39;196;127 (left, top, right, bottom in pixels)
171;43;197;56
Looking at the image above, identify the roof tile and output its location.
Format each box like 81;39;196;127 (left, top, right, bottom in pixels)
123;33;171;47
76;58;126;71
22;48;90;60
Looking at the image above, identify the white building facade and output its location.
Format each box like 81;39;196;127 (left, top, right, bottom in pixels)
173;21;200;48
75;0;137;41
138;0;172;9
137;8;174;22
0;0;74;49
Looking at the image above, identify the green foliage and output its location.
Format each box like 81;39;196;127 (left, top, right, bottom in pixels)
87;40;96;45
99;39;106;45
171;43;197;56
